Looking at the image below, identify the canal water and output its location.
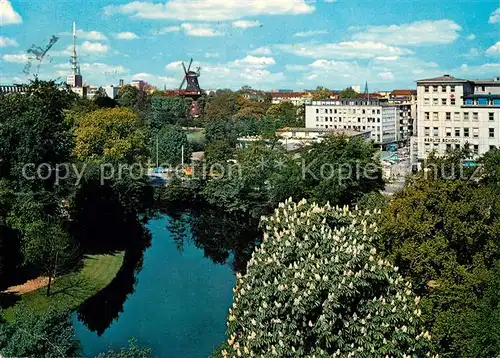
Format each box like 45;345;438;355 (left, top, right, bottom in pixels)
73;215;236;358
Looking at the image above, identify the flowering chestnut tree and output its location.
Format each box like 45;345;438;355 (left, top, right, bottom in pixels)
224;199;436;357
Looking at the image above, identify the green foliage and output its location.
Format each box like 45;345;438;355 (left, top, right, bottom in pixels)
312;86;332;100
339;87;361;99
0;79;74;191
117;85;151;113
150;95;191;130
155;124;192;167
202;143;302;217
204;140;234;167
301;136;385;205
266;102;303;127
205;120;238;146
379;156;500;356
74;107;147;163
204;90;240;121
224;200;434;357
0;309;80;357
97;338;152;358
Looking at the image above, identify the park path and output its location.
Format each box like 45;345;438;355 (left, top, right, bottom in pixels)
3;276;52;295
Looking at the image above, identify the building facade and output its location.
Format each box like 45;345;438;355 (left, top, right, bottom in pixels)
412;75;500;164
305;99;403;146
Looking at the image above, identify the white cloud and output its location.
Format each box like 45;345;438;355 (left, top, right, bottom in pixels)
248;46;272;55
457;63;500;77
55;62;128;77
77;29;107;41
0;36;18;47
285;56;443;89
277;41;412;59
0;0;22;26
489;8;500;24
324;0;336;2
114;32;139;40
165;56;284;89
80;41;109;55
486;42;500;57
351;20;462;45
234;55;276;67
2;53;30;63
466;34;476;40
294;29;328;37
132;72;179;86
204;52;219;58
156;26;181;34
165;61;184;71
180;23;223;37
103;0;314;21
232;20;262;29
377;71;394;80
463;47;480;59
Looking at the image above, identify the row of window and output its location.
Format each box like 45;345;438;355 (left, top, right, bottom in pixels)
424;143;496;154
424;126;495;138
315;117;382;123
423;112;495;121
423;97;457;106
315;108;381;115
423;85;456;93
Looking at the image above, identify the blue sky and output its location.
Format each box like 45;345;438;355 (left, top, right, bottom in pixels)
1;0;499;91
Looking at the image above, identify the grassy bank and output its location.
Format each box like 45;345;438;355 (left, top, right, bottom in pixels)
4;252;124;320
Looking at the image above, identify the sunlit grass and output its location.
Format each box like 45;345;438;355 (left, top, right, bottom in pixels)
4;252;124;321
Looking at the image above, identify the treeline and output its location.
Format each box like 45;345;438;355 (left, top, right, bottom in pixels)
212;147;500;357
0;80;154;357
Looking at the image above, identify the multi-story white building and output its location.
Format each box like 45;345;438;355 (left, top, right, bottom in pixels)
412;74;500;164
305;98;403;146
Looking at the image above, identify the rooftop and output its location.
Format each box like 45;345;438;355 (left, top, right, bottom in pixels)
417;74;468;83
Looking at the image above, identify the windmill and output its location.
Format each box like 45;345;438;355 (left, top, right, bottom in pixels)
179;58;202;94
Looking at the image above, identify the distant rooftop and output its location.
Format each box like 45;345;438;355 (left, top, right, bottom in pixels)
417;74;468;83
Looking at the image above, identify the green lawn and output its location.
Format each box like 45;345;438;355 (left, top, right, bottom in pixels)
4;252;124;321
186;129;205;143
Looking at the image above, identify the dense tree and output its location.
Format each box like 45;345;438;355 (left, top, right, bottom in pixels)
150;95;191;130
73;108;147;163
0;309;80;357
312;86;332;100
204;140;234;168
204;90;240;121
339;87;360;99
205;120;238;146
379;175;500;356
155;124;192;167
202;143;303;217
224;200;435;357
266;102;301;127
301;136;384;205
0;80;74;191
93;87;118;108
117;85;151;116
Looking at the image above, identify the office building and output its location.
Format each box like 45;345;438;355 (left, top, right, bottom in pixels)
305;98;403;146
271;92;313;106
412;74;500;164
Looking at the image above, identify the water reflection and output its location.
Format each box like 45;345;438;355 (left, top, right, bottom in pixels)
166;205;261;273
74;204;260;339
76;237;150;335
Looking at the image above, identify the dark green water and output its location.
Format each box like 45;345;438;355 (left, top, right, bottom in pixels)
73;215;236;357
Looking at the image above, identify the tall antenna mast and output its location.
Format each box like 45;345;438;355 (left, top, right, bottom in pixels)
71;22;79;76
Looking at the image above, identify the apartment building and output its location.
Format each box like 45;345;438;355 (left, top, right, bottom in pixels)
412;74;500;164
389;90;417;143
305;99;402;146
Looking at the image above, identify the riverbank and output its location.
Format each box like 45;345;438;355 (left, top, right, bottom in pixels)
4;252;124;321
